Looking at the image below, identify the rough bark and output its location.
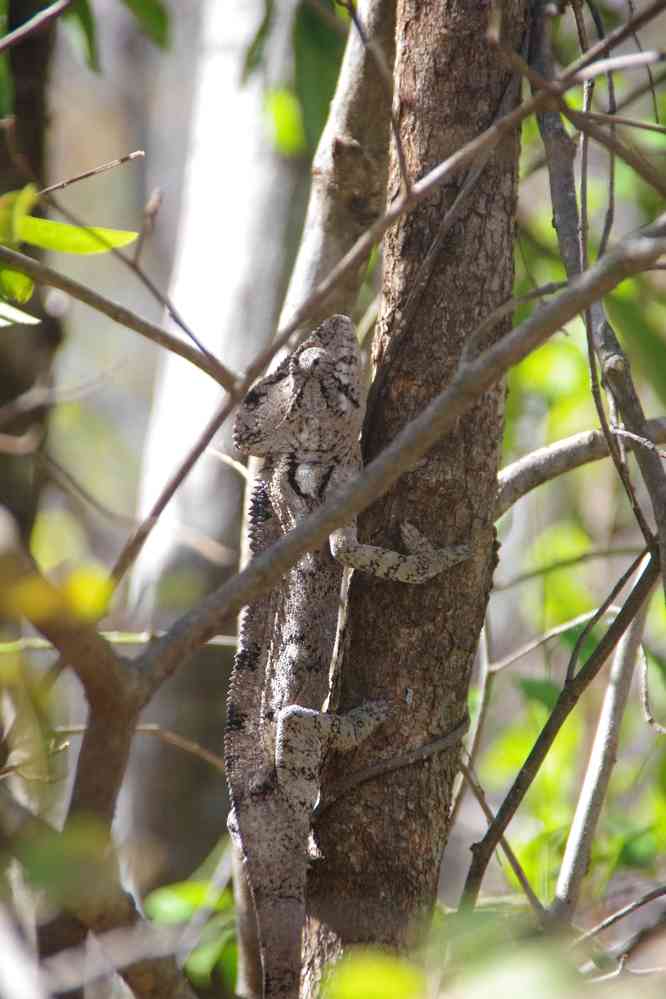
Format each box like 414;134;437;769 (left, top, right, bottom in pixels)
304;0;526;987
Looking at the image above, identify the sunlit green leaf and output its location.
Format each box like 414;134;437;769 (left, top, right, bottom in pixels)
119;0;169;48
265;88;307;157
145;880;233;924
62;0;100;72
17;216;138;254
0;267;33;303
323;951;425;999
0;184;37;244
11;183;39;241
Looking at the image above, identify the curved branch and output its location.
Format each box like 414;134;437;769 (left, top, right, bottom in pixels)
495;417;666;519
0;246;235;390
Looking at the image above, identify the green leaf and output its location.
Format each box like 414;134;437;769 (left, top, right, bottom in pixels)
11;183;39;241
323;951;426;999
119;0;169;48
618;826;657;871
62;0;100;72
0;268;33;303
293;3;346;152
0;300;39;325
264;88;307;157
145;880;233;924
242;0;274;82
516;677;559;712
184;923;235;988
0;183;38;244
17;216;137;254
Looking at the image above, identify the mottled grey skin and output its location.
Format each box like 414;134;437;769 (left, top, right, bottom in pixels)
225;315;470;999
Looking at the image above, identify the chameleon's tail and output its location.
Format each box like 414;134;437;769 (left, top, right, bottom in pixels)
243;789;310;999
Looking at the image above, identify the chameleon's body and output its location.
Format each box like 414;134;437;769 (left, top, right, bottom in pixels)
225;315;470;999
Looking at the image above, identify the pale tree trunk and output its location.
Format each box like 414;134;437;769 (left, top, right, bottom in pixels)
127;0;306;885
304;0;527;988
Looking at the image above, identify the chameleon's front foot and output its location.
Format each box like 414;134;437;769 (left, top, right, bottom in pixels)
400;521;471;578
330;522;472;583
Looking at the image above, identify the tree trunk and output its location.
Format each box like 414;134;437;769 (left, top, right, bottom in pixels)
304;0;526;987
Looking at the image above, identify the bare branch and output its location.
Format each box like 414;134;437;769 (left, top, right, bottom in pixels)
38;149;145;196
639;641;666;735
565;548;648;684
574;884;666;945
495;548;643;590
0;0;72;54
496;418;666;519
489;607;622;675
459;761;546;923
0;245;235;390
553;599;652;919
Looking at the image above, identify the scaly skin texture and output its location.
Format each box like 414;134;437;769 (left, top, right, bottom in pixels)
225;315;470;999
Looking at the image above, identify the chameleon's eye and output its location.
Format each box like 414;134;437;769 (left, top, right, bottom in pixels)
297;347;328;373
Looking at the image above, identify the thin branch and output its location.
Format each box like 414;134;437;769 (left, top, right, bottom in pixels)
57;723;227;774
461;555;660;909
639;642;666;735
495;548;642;589
496;418;666;519
575;50;666;82
553;599;652;919
0;246;234;390
579;108;666;137
612;426;666;459
0;364;127;429
565;548;648;684
616;66;666;113
459;760;546;923
489;607;622;675
0;631;236;655
38;150;145;196
0;0;72;55
574;884;666;945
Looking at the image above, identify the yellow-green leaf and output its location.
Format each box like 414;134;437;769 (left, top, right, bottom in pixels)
62;565;113;621
16;216;138;255
11;183;39;241
0;267;33;303
323;951;425;999
265;88;307;157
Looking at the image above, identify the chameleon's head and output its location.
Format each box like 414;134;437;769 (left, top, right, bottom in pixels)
233;314;364;460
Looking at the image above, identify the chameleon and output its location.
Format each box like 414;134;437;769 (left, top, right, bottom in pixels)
224;314;471;999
